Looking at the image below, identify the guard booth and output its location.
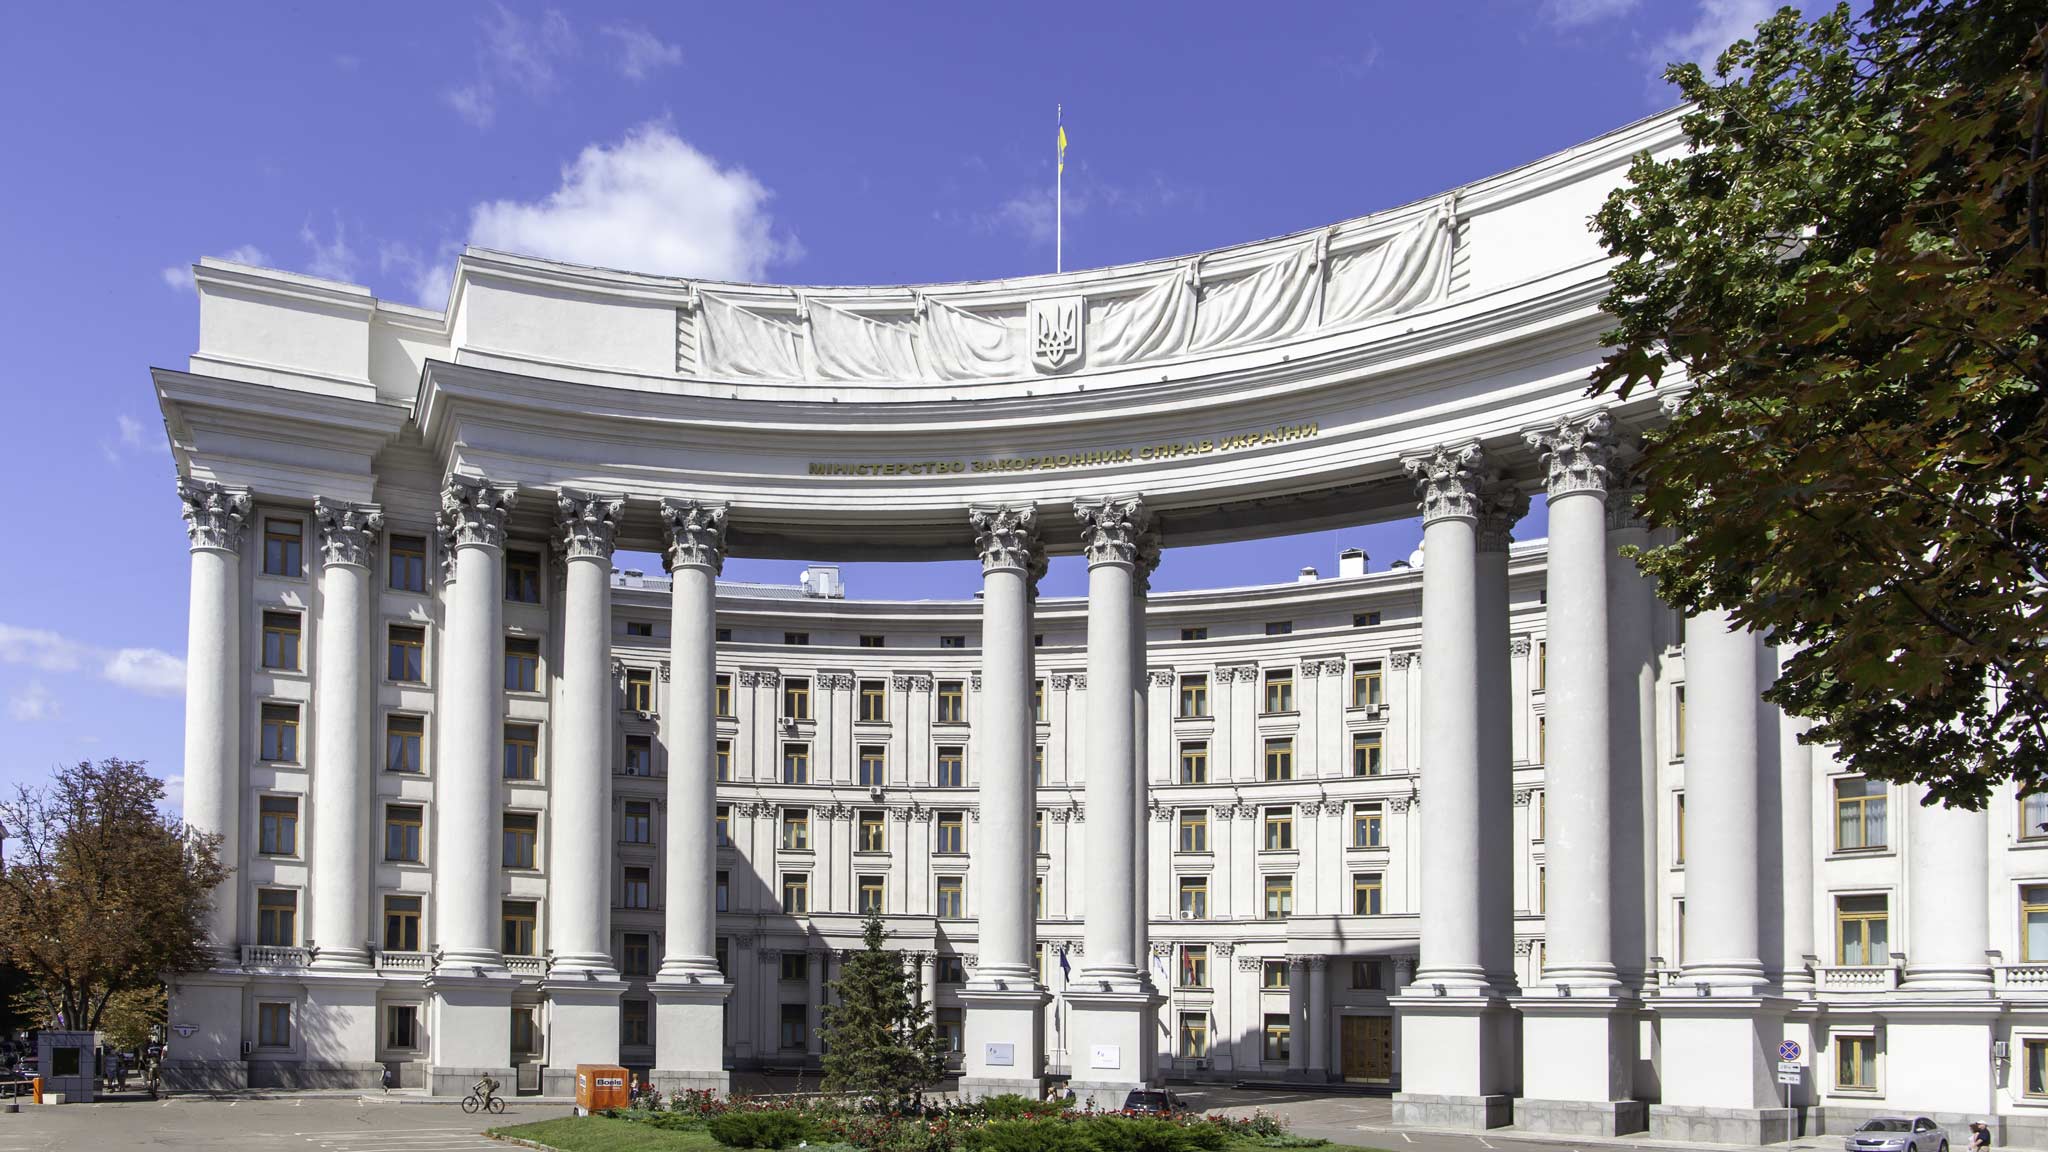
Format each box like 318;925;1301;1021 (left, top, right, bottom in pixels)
36;1032;98;1104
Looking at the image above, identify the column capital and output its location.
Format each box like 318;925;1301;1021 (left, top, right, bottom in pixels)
1475;485;1529;553
968;504;1047;588
438;473;517;557
177;478;251;553
1073;495;1151;569
1402;442;1496;525
1524;410;1620;500
660;498;729;575
1606;466;1648;533
313;497;384;569
1132;525;1163;595
556;488;625;561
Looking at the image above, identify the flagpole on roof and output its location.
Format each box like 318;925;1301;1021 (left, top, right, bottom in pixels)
1056;103;1064;274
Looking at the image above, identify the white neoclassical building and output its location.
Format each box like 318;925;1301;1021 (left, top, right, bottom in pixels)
155;105;2048;1142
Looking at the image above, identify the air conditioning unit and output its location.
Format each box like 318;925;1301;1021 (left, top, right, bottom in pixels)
781;718;799;733
1193;1058;1211;1071
869;786;886;800
637;710;653;722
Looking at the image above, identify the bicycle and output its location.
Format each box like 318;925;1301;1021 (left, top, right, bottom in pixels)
460;1078;506;1114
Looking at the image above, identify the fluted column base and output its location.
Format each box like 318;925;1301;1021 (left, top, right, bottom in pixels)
958;983;1049;1101
1064;985;1164;1109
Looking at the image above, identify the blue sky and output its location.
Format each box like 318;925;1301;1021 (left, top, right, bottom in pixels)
0;0;1779;808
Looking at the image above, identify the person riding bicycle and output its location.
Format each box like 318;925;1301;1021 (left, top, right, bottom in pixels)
473;1076;501;1106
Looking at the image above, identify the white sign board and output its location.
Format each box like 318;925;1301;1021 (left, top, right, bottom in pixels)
1778;1071;1802;1085
1778;1061;1803;1074
984;1043;1015;1068
1090;1044;1122;1070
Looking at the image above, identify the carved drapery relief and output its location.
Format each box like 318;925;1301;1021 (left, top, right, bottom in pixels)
660;499;729;575
1525;411;1619;499
1074;496;1151;568
314;497;383;569
438;475;516;580
557;488;625;561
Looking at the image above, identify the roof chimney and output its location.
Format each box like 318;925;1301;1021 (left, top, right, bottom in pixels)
1338;547;1367;578
1297;566;1319;583
800;565;845;599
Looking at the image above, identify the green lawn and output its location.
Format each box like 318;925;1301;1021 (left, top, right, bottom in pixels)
490;1115;723;1152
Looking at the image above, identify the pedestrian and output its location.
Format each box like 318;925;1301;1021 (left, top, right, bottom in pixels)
1969;1122;1990;1151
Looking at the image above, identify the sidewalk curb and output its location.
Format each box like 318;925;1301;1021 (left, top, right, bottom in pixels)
1357;1122;1822;1152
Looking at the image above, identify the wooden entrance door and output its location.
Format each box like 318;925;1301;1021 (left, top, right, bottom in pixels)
1341;1015;1393;1083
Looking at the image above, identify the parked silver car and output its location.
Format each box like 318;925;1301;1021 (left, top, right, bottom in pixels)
1845;1117;1949;1152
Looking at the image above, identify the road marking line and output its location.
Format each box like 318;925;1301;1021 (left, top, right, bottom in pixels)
1476;1138;1494;1148
1401;1133;1414;1144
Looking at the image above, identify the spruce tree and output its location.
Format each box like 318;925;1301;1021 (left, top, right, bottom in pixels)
816;914;948;1107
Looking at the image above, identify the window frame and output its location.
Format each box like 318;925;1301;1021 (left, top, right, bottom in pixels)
503;723;539;781
1263;736;1294;782
503;549;543;604
1351;731;1384;777
1178;674;1209;718
386;623;426;683
1178;808;1209;853
388;533;427;592
935;874;965;919
260;610;301;672
1352;871;1385;916
1352;801;1384;849
503;636;541;693
1178;875;1209;920
936;679;966;724
1264;874;1294;920
262;517;303;578
1835;893;1891;966
858;679;887;722
1262;667;1295;714
782;677;811;720
258;795;299;857
384;804;423;863
1179;740;1209;784
1833;776;1889;853
383;894;421;951
498;901;537;955
260;702;301;764
257;888;298;947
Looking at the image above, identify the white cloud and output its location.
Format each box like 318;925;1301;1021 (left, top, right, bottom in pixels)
445;82;496;129
0;623;184;699
118;414;146;450
300;218;360;282
601;23;681;81
103;648;187;697
159;244;266;292
445;5;577;129
463;121;800;282
155;772;185;817
7;681;60;723
1651;0;1785;74
1546;0;1641;25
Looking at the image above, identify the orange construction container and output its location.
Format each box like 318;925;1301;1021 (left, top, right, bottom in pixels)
575;1064;630;1115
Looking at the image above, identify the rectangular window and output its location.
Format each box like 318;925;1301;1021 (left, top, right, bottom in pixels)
1179;675;1209;717
386;714;423;773
716;674;733;717
936;746;965;788
257;888;297;946
1035;810;1046;855
717;871;729;912
859;680;887;722
1837;1034;1877;1090
257;1002;292;1049
261;611;301;671
858;874;886;915
2027;1038;2048;1097
1263;806;1295;851
1179;944;1209;988
717;805;731;847
1178;876;1209;920
717;628;732;643
932;955;964;984
1035;875;1045;919
624;734;652;776
936;680;965;724
389;534;426;592
1352;959;1383;990
623;933;650;976
385;804;422;862
781;808;810;851
1264;874;1294;920
511;1008;538;1055
860;634;886;648
385;1004;417;1050
1264;621;1292;636
858;745;886;787
261;703;300;763
779;1004;808;1049
622;999;650;1046
1034;679;1046;723
623;800;652;844
1352;661;1383;708
1180;1012;1211;1058
502;812;538;869
2023;885;2048;963
625;620;654;638
258;796;298;856
1538;714;1548;763
1836;894;1890;966
936;1007;963;1052
936;811;965;855
782;743;810;784
1034;744;1046;785
1180;741;1209;784
1835;777;1888;852
858;810;887;853
1353;872;1385;916
1354;611;1381;628
1673;684;1685;758
940;635;966;649
626;668;654;713
2025;792;2048;840
1353;802;1384;848
780;952;809;982
387;624;425;682
1180;627;1208;642
1263;1013;1291;1061
1536;791;1547;840
504;550;542;603
503;723;539;780
383;895;421;951
783;677;810;720
263;518;302;576
1674;793;1686;864
1263;737;1294;782
935;875;965;918
1352;732;1384;777
784;632;809;646
1179;809;1209;853
504;637;540;692
1263;959;1290;989
500;902;538;955
1263;668;1295;713
623;866;651;909
1537;640;1548;691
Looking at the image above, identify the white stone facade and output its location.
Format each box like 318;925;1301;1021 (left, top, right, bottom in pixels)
153;105;2046;1141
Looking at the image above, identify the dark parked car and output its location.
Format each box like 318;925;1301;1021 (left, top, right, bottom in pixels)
1121;1089;1187;1115
1845;1117;1949;1152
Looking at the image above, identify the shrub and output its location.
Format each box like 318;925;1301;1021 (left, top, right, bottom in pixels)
962;1120;1089;1152
673;1088;733;1118
1236;1112;1289;1139
975;1095;1071;1122
1077;1117;1225;1152
709;1110;820;1149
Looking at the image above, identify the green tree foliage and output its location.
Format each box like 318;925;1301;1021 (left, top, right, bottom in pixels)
0;760;227;1031
1592;2;2048;806
816;914;948;1107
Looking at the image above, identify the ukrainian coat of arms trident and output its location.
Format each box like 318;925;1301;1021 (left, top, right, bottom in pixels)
1028;296;1083;373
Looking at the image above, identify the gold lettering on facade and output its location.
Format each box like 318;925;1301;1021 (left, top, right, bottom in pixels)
806;421;1319;479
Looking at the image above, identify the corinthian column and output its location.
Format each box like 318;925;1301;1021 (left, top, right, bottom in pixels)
960;505;1049;1099
1389;444;1516;1131
652;498;733;1095
178;479;251;958
1066;495;1164;1108
426;473;520;1095
309;498;383;969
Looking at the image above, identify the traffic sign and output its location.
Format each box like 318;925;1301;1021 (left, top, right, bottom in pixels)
1779;1040;1804;1062
1778;1061;1803;1074
1777;1071;1802;1085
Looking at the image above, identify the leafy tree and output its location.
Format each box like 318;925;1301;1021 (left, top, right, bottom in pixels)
1592;1;2048;806
0;760;226;1031
816;914;947;1107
